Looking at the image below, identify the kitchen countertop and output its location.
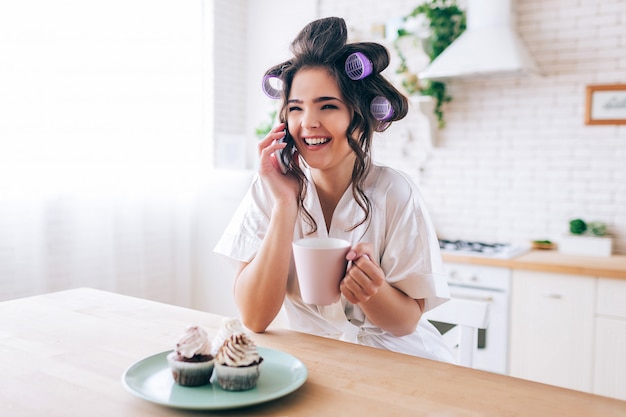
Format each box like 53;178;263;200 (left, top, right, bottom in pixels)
442;250;626;280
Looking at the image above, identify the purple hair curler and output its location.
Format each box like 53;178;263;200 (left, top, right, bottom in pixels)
370;96;394;121
262;75;283;99
345;52;373;80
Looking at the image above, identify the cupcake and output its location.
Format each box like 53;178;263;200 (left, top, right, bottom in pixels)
211;317;247;356
215;333;264;391
166;325;215;387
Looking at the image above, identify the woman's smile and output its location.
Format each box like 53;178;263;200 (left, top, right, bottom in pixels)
303;136;331;147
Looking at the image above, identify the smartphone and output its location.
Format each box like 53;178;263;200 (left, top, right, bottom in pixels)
273;130;292;174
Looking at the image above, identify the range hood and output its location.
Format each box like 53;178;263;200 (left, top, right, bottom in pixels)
419;0;540;80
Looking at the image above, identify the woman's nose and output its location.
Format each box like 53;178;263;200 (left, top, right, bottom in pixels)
301;110;320;128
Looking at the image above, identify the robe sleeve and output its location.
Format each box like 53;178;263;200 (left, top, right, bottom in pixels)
379;171;450;312
213;175;271;264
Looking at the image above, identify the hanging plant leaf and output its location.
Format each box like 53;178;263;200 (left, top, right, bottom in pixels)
395;0;466;128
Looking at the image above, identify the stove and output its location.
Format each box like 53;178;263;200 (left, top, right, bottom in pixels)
438;239;530;259
434;238;528;374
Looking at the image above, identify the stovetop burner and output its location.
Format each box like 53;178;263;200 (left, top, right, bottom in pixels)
438;239;529;259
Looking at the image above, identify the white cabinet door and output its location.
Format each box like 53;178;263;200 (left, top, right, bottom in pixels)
594;278;626;400
594;317;626;400
510;270;595;392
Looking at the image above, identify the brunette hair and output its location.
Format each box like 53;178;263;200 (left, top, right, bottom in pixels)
264;17;409;233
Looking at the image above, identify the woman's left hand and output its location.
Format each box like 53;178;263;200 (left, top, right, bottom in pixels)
340;242;385;305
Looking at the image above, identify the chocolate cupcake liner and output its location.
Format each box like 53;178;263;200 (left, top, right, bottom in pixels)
215;362;262;391
167;352;215;387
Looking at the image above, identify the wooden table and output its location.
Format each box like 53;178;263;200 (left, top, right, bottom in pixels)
1;288;625;416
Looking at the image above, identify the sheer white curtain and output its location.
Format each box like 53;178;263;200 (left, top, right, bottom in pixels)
0;1;212;306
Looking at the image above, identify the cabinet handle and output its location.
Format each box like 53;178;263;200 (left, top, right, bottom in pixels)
542;293;563;299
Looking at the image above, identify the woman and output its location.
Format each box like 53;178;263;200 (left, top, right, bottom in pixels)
215;17;454;362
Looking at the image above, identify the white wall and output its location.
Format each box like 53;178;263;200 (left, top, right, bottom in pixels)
316;0;626;254
212;0;247;169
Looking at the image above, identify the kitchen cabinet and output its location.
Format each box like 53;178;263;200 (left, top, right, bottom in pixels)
594;278;626;400
509;270;595;392
448;250;626;396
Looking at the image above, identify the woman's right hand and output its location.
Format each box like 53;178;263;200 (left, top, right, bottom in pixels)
257;122;299;203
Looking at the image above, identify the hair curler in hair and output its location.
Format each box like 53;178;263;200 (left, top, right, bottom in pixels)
262;75;284;99
345;52;373;80
370;96;394;121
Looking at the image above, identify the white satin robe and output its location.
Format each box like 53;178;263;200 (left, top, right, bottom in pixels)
214;164;455;363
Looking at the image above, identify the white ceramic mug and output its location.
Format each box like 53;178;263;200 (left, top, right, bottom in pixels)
292;237;351;305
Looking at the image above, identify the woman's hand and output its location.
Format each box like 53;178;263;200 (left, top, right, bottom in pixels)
257;122;298;203
258;123;288;174
340;242;385;305
340;242;422;336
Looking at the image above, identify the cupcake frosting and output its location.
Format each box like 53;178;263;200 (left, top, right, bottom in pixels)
175;325;212;358
212;317;247;354
216;333;261;367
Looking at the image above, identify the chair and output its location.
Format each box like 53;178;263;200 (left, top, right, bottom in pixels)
423;298;490;368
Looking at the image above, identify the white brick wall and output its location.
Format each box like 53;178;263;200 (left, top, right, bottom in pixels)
315;0;626;254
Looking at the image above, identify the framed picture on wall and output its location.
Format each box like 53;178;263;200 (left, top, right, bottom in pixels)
585;84;626;125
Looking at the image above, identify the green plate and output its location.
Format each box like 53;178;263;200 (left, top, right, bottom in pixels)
122;347;307;410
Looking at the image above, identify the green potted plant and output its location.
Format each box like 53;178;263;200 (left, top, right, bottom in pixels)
394;0;465;128
559;218;612;257
569;218;588;235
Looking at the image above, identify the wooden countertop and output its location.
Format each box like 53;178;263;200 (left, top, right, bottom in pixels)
442;250;626;279
1;288;625;416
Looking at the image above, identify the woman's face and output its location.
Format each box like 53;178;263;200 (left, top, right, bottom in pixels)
286;67;354;172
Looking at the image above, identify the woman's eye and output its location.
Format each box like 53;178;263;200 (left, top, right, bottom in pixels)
322;104;338;110
288;106;302;112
